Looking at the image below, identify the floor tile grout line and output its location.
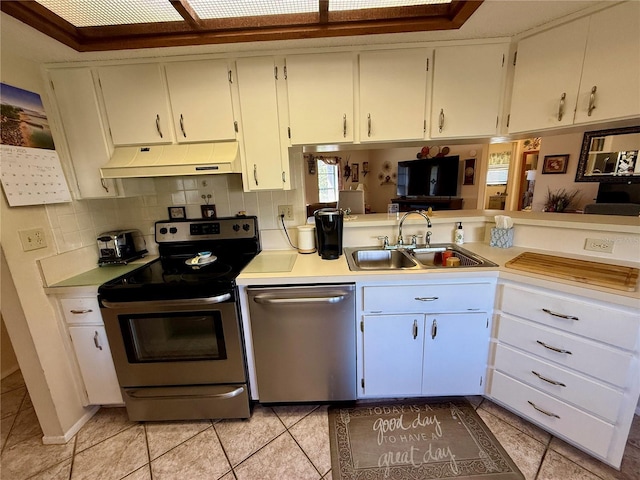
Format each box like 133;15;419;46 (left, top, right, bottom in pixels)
286;426;326;479
74;420;138;455
143;420;213;464
211;420;239;479
141;423;153;480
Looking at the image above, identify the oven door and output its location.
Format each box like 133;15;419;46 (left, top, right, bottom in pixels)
100;293;246;388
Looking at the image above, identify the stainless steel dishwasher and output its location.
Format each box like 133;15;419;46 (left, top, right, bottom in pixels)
247;284;356;403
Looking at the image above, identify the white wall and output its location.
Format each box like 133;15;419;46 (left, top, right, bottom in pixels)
530;132;599;211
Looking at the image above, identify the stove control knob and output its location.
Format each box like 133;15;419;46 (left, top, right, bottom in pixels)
233;224;240;232
169;227;178;234
159;227;168;235
243;223;250;231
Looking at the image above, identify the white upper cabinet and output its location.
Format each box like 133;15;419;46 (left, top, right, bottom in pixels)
508;19;587;133
235;57;291;191
359;49;430;142
574;2;640;124
430;43;508;138
48;68;117;198
509;2;640;133
98;64;173;145
164;60;237;143
285;52;354;145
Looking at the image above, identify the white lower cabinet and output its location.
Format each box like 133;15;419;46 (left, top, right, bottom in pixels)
358;281;494;398
68;326;123;405
489;281;640;468
58;296;123;405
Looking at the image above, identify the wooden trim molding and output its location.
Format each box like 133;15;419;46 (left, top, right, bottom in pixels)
1;0;483;52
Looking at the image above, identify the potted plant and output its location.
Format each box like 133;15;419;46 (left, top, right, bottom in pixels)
543;187;580;212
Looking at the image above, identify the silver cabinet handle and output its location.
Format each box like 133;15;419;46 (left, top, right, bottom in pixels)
557;92;566;121
527;400;560;419
281;171;286;183
536;340;572;355
155;114;163;138
343;114;347;138
431;319;437;339
179;114;186;137
438;108;444;133
228;70;233;83
542;308;578;321
415;297;438;302
412;319;418;339
253;164;258;186
93;331;103;351
588;86;597;116
532;370;566;387
367;113;372;137
274;66;278;80
70;309;92;314
100;178;109;193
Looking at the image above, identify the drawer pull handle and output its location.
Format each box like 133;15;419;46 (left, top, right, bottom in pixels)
542;308;578;321
528;400;560;419
93;331;103;351
536;340;572;355
70;309;93;314
415;297;439;302
532;370;566;387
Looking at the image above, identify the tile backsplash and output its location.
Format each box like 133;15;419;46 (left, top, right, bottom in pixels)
46;161;304;255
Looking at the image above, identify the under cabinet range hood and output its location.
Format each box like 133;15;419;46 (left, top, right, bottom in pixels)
100;142;241;178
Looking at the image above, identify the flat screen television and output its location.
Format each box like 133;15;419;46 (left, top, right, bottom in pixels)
396;155;460;198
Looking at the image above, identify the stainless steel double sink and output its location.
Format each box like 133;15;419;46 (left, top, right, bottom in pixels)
344;244;497;271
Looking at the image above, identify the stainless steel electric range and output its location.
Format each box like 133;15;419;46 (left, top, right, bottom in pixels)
98;216;260;421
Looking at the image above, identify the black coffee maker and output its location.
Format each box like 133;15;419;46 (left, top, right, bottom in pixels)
314;208;344;260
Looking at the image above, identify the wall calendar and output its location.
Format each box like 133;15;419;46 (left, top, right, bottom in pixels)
0;82;71;206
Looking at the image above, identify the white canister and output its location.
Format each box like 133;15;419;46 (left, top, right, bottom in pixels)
297;225;316;254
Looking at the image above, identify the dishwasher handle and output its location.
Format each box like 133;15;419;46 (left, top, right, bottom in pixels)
252;294;349;305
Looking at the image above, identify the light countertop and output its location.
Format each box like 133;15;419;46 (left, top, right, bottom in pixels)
237;244;640;308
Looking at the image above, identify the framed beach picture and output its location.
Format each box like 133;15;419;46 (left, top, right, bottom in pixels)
542;154;569;174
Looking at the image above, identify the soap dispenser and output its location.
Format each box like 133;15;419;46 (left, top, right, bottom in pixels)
454;222;464;245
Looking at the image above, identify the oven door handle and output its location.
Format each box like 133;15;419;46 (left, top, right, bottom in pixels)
127;386;244;400
101;293;231;309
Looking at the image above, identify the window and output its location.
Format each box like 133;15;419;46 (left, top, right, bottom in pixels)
317;160;339;202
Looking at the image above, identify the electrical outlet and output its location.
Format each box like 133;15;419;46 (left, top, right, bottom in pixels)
19;228;47;251
584;237;614;253
278;205;294;220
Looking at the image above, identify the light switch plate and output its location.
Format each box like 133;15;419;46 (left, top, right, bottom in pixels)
584;238;614;253
19;228;47;251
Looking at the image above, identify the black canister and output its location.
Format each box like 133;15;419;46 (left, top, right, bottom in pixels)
314;208;344;260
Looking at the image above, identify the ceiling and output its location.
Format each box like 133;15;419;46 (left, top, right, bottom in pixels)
0;1;603;64
1;0;483;52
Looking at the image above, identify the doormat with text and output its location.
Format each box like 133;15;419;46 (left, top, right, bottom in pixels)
328;398;524;480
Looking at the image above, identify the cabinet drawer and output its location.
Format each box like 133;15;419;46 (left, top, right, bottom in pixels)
494;343;623;423
500;284;638;350
490;371;614;458
363;283;494;313
497;315;632;388
60;298;103;324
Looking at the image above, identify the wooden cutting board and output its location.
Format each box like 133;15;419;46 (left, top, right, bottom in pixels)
505;252;639;292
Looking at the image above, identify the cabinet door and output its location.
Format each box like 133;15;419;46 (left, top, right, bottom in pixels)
68;326;123;405
359;49;429;142
286;52;354;145
574;2;640;124
430;43;508;138
236;57;290;191
508;18;588;133
48;68;117;198
362;315;424;397
164;60;237;143
98;64;173;145
422;313;488;395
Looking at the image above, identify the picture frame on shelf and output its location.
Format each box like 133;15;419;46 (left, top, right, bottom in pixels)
201;204;217;219
168;206;187;220
352;163;359;182
542;154;569;174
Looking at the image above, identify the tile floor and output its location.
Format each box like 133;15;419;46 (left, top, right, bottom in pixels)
1;370;639;480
